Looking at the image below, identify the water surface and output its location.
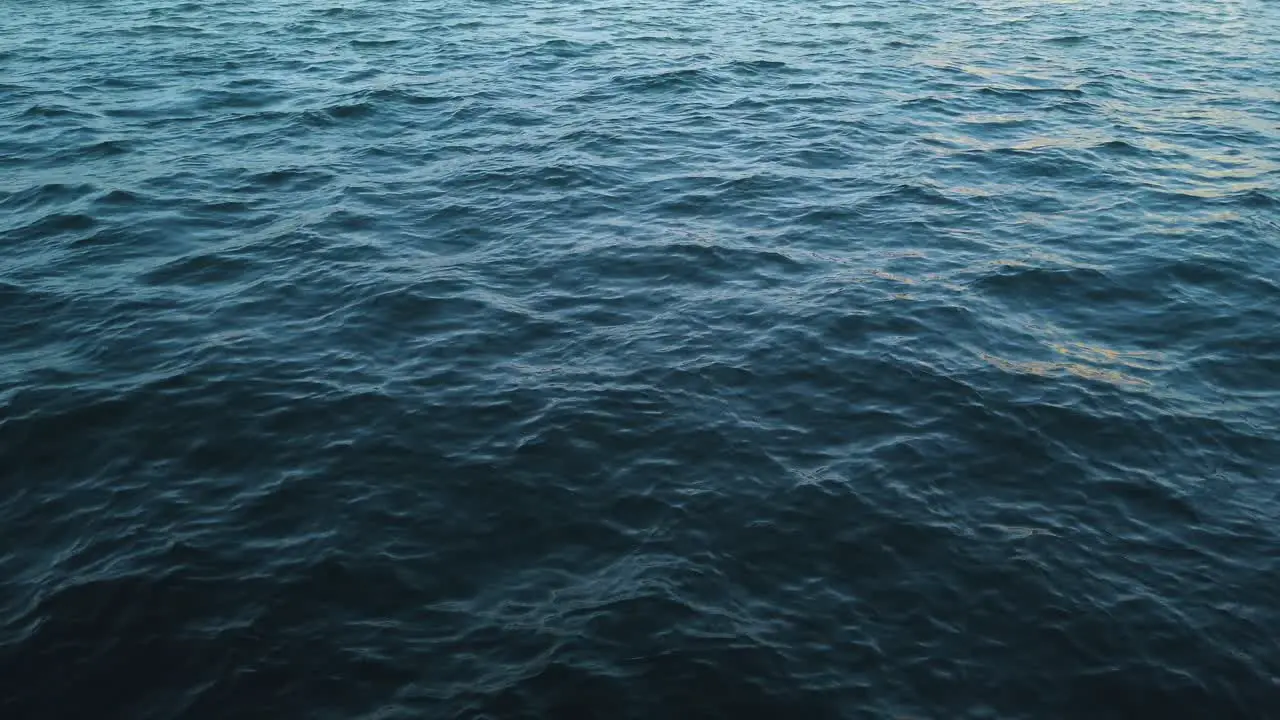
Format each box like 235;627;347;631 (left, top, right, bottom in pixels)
2;1;1279;718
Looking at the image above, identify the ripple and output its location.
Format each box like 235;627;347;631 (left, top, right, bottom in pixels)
3;0;1280;718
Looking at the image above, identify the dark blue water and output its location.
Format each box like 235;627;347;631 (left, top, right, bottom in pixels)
3;0;1279;717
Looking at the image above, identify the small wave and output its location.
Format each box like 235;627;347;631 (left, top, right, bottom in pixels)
3;212;97;242
0;183;96;213
515;38;600;60
958;112;1034;127
972;264;1113;297
613;67;716;93
349;37;403;48
77;139;132;159
141;252;257;288
193;88;285;112
873;182;969;208
1094;138;1145;156
1045;34;1089;46
445;162;624;196
1145;186;1277;209
20;104;96;120
360;87;452;106
235;167;336;193
727;59;791;75
320;101;375;121
979;352;1152;389
318;6;376;19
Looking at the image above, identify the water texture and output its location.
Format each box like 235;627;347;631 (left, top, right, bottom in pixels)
2;0;1279;717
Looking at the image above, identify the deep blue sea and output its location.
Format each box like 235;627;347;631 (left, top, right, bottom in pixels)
2;0;1279;718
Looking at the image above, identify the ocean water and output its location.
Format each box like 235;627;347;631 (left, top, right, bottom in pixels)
2;0;1279;717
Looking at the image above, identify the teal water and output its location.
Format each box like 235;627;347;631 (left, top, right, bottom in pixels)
2;1;1279;718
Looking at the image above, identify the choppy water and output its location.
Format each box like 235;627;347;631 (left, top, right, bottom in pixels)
3;0;1279;717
